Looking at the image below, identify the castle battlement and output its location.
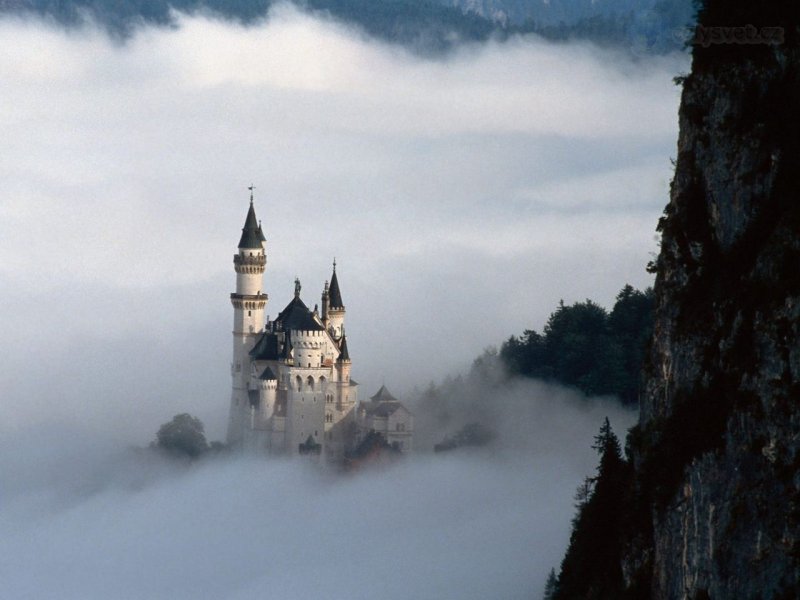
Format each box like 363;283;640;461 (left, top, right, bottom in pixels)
225;192;413;461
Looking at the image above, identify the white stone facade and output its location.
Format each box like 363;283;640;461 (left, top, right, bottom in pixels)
226;197;412;462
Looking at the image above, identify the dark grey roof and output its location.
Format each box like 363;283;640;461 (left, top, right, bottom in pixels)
329;268;344;308
275;296;324;332
338;335;350;362
349;379;358;386
363;399;404;418
250;332;280;360
248;390;260;407
259;366;277;380
370;385;397;403
238;201;263;249
362;386;407;417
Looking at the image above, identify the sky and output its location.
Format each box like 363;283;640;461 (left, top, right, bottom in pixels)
0;6;685;442
0;5;686;598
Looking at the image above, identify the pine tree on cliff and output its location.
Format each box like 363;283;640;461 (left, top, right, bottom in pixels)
542;568;558;600
554;418;629;600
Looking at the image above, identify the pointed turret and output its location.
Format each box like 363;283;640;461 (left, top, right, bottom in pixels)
238;194;264;249
326;259;346;339
338;334;350;362
329;259;344;309
257;219;266;243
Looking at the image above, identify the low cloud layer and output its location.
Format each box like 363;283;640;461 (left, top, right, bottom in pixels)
0;380;634;599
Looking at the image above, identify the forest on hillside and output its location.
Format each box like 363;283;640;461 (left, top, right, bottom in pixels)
500;285;654;406
416;285;653;452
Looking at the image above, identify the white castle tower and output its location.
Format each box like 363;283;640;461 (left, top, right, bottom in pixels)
225;193;361;459
226;190;268;448
225;191;413;460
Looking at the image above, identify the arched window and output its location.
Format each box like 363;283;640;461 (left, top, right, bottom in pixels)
319;375;326;387
295;375;302;391
307;375;315;390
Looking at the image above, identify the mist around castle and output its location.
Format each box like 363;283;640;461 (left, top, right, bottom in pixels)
0;5;691;599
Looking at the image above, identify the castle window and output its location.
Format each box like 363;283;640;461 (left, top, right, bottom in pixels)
295;375;302;391
326;413;333;423
248;310;251;317
397;423;405;432
307;375;315;390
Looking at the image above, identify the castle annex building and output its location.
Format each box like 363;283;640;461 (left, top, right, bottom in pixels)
226;196;413;460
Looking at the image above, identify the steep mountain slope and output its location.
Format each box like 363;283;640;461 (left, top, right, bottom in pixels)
554;1;800;598
635;3;800;595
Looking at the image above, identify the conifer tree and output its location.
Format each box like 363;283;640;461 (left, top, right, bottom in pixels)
543;568;558;600
553;418;629;599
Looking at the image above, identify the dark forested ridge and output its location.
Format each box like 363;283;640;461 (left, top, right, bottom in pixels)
501;285;654;406
1;0;694;53
548;0;800;598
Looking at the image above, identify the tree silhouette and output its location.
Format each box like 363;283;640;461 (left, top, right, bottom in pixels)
155;413;208;459
554;418;629;599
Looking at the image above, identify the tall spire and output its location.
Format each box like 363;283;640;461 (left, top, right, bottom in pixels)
238;186;263;249
338;334;350;362
328;259;344;309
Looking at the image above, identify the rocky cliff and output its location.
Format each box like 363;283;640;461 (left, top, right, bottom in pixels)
635;2;800;597
555;2;800;598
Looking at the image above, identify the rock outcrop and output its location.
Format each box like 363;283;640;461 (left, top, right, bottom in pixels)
634;3;800;597
556;2;800;598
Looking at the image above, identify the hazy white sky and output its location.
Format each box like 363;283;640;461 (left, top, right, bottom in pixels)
0;7;683;598
0;5;685;440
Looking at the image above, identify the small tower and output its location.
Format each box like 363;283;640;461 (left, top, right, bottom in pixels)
337;333;351;383
327;259;345;340
227;189;269;448
321;280;330;325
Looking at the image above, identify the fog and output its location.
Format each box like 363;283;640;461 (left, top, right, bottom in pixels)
0;5;684;440
0;6;675;597
0;379;634;599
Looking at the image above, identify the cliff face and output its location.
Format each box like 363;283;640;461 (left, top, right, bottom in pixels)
628;3;800;598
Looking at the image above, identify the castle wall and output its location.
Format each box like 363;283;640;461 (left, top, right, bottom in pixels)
286;386;326;454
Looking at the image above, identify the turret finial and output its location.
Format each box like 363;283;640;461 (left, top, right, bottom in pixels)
294;277;301;298
333;257;337;272
248;184;255;204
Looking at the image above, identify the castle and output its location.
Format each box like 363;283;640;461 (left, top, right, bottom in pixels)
226;194;413;460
